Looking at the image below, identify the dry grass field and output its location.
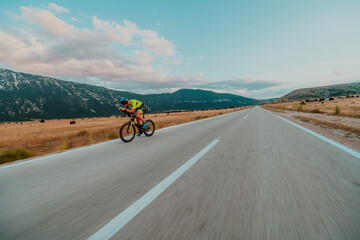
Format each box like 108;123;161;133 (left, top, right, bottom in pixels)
263;96;360;152
263;96;360;117
0;107;252;164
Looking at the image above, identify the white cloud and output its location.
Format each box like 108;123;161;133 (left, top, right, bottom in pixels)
0;4;204;94
162;56;183;65
218;57;228;61
47;3;69;13
143;36;175;56
20;6;76;39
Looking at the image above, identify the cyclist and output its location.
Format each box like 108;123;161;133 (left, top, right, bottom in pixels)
119;97;147;129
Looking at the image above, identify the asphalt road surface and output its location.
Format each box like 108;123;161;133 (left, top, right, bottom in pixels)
1;107;359;240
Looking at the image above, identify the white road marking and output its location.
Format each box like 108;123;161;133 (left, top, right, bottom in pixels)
265;109;360;159
0;108;252;170
87;139;220;240
243;115;248;119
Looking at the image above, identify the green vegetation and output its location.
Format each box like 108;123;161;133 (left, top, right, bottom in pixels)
0;149;34;164
61;137;68;150
310;108;322;113
106;132;118;140
294;104;303;111
194;115;209;120
335;105;341;115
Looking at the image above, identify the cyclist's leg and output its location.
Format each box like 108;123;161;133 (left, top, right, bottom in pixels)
135;110;145;125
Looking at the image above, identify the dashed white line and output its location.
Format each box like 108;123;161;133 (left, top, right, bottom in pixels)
87;139;220;240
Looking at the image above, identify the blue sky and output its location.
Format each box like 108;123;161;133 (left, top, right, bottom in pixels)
1;0;359;98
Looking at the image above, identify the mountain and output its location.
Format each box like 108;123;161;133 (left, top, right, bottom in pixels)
0;68;267;122
274;82;360;102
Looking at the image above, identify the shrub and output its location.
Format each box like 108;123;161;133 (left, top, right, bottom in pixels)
296;105;303;111
39;119;45;123
76;130;88;137
310;108;321;113
106;132;118;140
70;120;76;124
61;137;68;150
335;105;341;115
0;149;34;164
329;97;334;101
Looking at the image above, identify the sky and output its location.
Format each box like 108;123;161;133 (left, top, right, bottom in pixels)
0;0;359;99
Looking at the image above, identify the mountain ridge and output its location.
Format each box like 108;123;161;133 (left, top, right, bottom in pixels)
0;68;267;122
273;82;360;102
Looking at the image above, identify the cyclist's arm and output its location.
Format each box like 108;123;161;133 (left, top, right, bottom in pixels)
119;108;134;113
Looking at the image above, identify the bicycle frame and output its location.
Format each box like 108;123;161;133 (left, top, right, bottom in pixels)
127;115;143;133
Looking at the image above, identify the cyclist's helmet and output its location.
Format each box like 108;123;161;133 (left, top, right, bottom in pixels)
120;97;129;105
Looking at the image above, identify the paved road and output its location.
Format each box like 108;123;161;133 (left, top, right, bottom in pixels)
1;107;359;240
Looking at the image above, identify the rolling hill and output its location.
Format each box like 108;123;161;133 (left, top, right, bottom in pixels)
274;82;360;102
0;68;267;122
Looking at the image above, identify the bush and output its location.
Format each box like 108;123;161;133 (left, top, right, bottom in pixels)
106;132;118;140
329;97;334;101
0;149;34;164
76;130;88;137
39;119;45;123
335;105;341;115
70;120;76;124
310;108;321;113
295;105;303;111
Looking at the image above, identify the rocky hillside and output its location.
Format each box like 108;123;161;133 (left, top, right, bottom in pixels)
0;68;267;122
275;82;360;102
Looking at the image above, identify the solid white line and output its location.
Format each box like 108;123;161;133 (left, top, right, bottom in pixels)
0;108;251;170
243;115;248;119
0;139;120;170
87;139;220;240
264;109;360;159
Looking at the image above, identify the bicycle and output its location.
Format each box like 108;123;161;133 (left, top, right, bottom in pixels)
119;111;155;143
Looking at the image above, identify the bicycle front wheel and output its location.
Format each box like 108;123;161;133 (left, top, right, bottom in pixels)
144;119;155;137
119;122;136;142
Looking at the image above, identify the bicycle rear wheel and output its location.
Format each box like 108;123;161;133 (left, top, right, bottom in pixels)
119;122;136;142
143;119;155;137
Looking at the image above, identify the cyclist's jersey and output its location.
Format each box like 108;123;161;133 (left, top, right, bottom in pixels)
127;99;143;109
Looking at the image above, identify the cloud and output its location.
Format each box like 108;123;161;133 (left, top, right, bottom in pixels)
197;77;281;91
0;3;187;92
217;57;228;61
162;56;183;65
143;36;175;56
47;3;69;13
20;6;76;39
